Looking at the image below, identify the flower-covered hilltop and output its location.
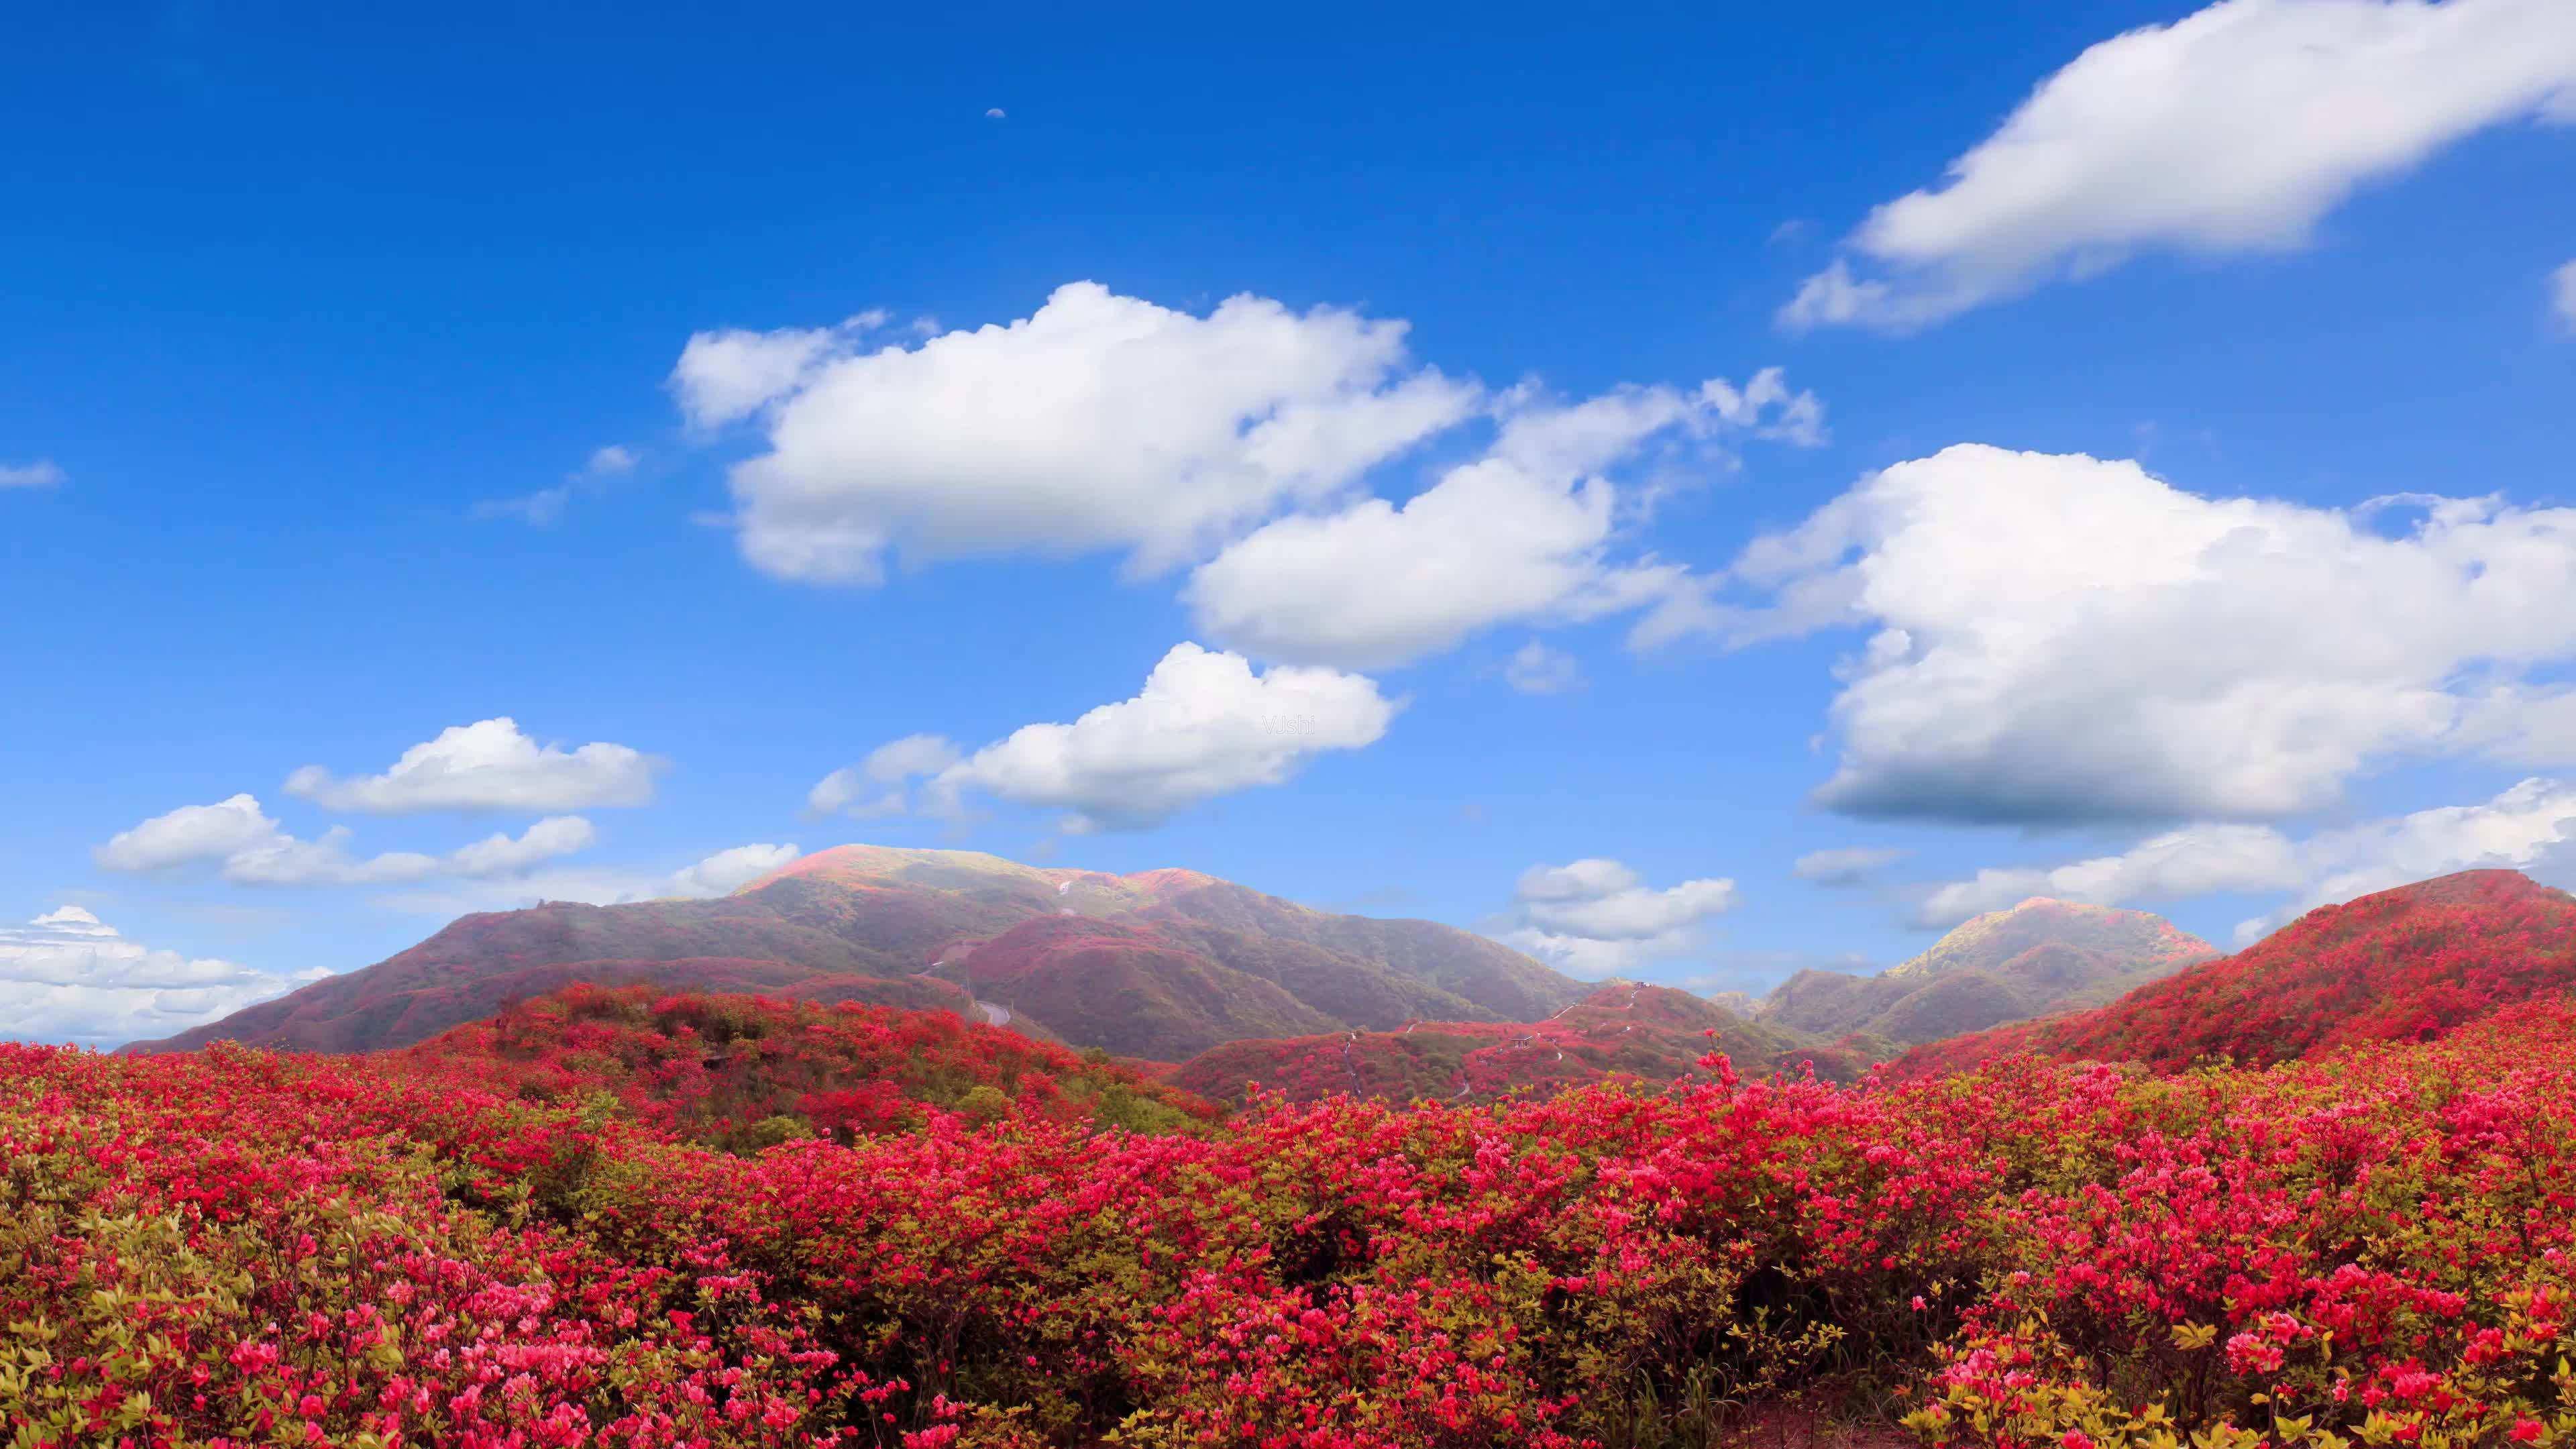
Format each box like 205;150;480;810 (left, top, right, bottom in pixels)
5;871;2576;1448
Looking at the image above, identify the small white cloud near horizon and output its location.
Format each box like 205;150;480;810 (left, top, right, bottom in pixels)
1782;0;2576;331
1793;846;1911;887
666;842;802;897
95;794;599;887
1503;641;1586;695
1914;777;2576;941
0;904;327;1049
1700;444;2576;828
372;841;805;916
1497;857;1741;981
807;734;965;819
2;459;68;490
847;642;1397;834
284;718;665;814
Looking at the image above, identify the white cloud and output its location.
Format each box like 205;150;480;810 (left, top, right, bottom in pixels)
372;842;809;916
1515;859;1644;902
439;816;600;877
0;905;326;1049
2552;259;2576;332
1182;376;1822;669
1497;857;1740;981
1709;445;2576;825
1784;0;2576;331
471;444;646;525
665;843;800;897
471;486;578;526
1917;779;2576;938
95;794;282;871
985;107;1006;119
1917;824;2305;924
1793;846;1911;886
670;312;890;429
806;733;964;818
284;718;664;814
1503;641;1586;695
688;282;1479;585
95;796;598;887
865;642;1397;833
1;459;66;490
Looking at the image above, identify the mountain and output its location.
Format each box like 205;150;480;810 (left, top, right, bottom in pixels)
1167;981;1869;1106
123;845;1587;1059
1894;869;2576;1076
1758;896;2218;1046
382;983;1213;1147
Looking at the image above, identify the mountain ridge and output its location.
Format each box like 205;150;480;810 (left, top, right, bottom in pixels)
122;845;1589;1060
1756;895;2218;1047
1892;869;2576;1075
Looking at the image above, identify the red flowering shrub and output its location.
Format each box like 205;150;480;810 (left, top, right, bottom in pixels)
7;981;2576;1448
382;983;1216;1148
1899;871;2576;1079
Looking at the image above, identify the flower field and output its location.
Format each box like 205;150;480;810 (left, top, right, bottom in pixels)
9;973;2576;1448
381;985;1216;1149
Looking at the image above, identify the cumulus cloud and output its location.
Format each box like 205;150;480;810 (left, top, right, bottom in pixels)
1;459;67;490
1183;375;1823;669
665;843;801;897
674;282;1822;669
1917;825;2305;925
1704;445;2576;826
1496;857;1741;981
284;718;664;814
0;905;327;1048
671;311;892;429
95;794;283;872
686;282;1479;584
95;796;598;887
1793;847;1911;886
2553;259;2576;332
1503;641;1586;695
1783;0;2576;331
1916;779;2576;939
857;642;1397;833
806;734;965;818
373;842;808;916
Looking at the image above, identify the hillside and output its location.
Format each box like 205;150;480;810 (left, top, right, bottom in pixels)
1168;981;1866;1105
382;983;1212;1147
1895;868;2576;1075
17;968;2576;1448
122;844;1586;1058
1760;896;2218;1046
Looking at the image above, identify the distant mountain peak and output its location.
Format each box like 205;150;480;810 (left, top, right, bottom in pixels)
1886;897;2215;982
1758;896;2217;1051
1893;867;2576;1077
124;843;1584;1060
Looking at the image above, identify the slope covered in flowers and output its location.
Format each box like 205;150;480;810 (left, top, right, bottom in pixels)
383;983;1215;1149
10;975;2576;1448
1169;981;1869;1104
1896;870;2576;1078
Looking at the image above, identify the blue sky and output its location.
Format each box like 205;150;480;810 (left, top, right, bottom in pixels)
5;0;2575;1044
